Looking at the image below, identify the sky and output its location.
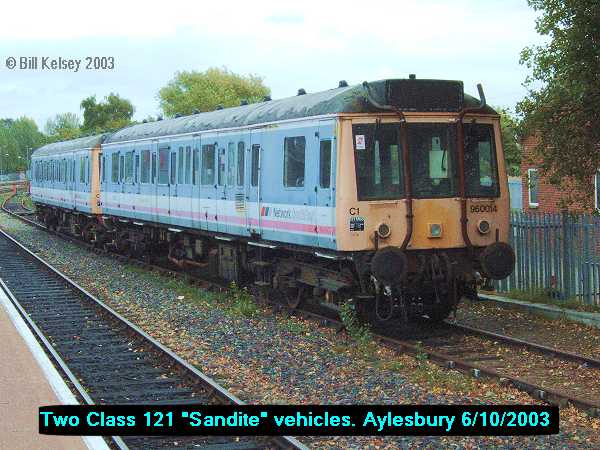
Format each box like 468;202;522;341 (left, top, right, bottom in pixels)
0;0;543;131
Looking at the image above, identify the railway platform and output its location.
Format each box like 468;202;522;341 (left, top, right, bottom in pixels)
0;285;108;450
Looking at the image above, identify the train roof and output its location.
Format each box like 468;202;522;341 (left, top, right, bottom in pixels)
106;79;497;144
32;134;107;157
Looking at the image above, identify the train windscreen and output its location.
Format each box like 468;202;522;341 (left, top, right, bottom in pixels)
352;123;404;201
353;122;500;200
409;123;459;198
464;123;500;198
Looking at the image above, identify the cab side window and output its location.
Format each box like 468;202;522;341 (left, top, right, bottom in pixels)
283;136;305;188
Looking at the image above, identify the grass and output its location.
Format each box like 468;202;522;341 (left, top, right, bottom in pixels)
126;263;261;319
339;302;377;357
21;194;35;210
507;288;600;313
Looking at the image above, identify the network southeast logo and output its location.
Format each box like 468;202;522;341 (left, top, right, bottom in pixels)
260;206;313;221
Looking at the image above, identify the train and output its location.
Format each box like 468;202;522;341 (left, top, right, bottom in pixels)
30;76;515;325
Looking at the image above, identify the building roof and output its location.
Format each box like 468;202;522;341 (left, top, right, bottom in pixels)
32;134;107;158
105;79;496;144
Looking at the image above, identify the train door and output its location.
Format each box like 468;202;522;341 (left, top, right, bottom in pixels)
315;120;337;248
75;152;84;211
222;139;247;236
137;147;153;223
174;142;193;228
215;140;228;233
66;156;74;209
199;137;217;232
233;137;249;237
122;147;137;216
191;137;202;230
247;130;262;236
168;148;178;226
156;146;170;224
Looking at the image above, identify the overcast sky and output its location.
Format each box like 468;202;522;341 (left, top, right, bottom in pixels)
0;0;542;131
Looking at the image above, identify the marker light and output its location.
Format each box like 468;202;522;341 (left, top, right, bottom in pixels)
477;219;491;234
429;223;442;238
377;223;391;239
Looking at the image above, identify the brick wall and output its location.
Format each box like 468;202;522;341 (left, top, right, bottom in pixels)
520;135;595;213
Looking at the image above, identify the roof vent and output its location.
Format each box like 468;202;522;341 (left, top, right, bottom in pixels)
263;95;272;102
192;109;200;114
297;88;306;96
409;74;416;80
240;99;248;106
216;104;224;110
338;80;348;88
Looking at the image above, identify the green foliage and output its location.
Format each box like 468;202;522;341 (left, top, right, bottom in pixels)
508;288;600;313
228;282;260;318
339;302;375;355
492;106;521;176
0;117;45;173
81;93;135;133
158;67;271;117
517;0;600;207
44;113;81;142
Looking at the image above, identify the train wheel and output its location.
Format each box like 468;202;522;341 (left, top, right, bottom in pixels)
424;301;454;323
284;285;307;311
81;222;95;243
114;230;131;254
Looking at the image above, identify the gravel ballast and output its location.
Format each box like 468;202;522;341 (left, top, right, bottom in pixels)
1;210;599;449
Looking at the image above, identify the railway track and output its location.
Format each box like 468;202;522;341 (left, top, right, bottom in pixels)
2;193;600;419
0;202;305;450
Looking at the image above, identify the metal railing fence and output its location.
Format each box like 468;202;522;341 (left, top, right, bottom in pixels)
497;211;600;305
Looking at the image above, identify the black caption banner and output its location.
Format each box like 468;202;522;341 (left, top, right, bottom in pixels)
39;404;559;436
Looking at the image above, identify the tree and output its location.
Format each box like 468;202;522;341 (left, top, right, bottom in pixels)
81;93;135;133
45;113;81;141
493;106;521;176
0;117;45;173
158;67;270;117
517;0;600;207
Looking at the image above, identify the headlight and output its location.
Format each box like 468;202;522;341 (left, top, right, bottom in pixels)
477;219;491;234
429;223;442;238
377;223;391;239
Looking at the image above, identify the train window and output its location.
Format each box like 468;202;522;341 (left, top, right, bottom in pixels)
151;152;157;183
237;142;245;186
227;143;236;186
125;151;134;183
111;154;119;183
86;156;90;184
141;150;150;183
218;148;226;186
319;140;332;189
409;124;458;199
464;123;500;198
283;136;305;188
72;160;75;183
178;147;184;184
201;145;215;185
353;123;404;200
101;156;105;183
80;157;85;183
119;154;124;182
170;152;177;185
192;148;199;185
135;154;140;184
251;144;259;187
185;146;192;184
158;148;169;184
